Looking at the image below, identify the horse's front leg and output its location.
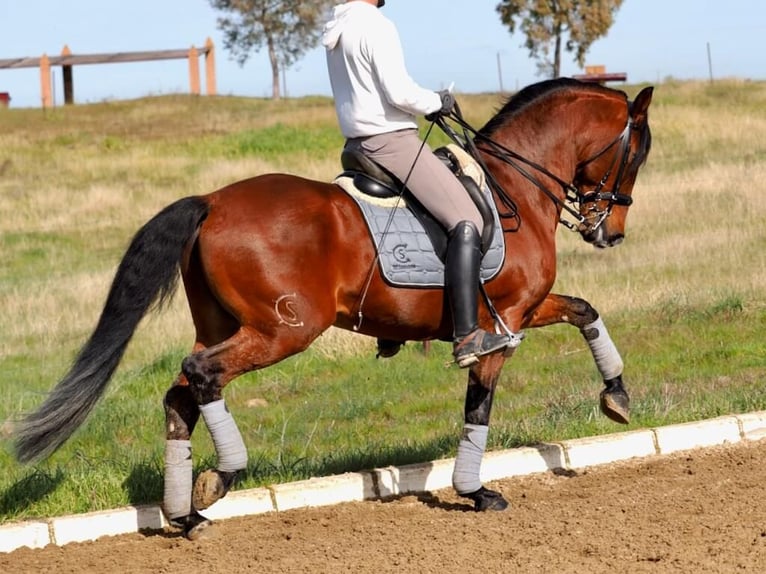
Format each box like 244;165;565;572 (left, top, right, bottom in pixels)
453;351;511;511
528;293;630;424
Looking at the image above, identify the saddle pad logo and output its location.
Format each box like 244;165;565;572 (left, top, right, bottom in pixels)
392;244;413;266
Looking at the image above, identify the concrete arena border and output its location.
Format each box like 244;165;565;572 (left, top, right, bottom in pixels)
2;411;766;553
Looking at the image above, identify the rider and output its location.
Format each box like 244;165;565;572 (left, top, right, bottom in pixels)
322;0;511;368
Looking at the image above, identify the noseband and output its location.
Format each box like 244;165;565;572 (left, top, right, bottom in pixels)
435;103;638;236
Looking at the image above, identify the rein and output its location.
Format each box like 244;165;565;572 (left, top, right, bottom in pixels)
434;102;635;235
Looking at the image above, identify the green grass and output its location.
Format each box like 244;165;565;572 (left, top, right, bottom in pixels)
219;124;344;159
0;80;765;523
2;303;762;522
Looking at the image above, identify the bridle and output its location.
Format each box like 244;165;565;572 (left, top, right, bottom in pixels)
572;117;635;233
435;101;638;236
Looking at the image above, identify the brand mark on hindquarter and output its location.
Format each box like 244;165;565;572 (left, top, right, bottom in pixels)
275;293;304;327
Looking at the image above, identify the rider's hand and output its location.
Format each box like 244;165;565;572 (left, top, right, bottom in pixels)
425;89;455;121
437;89;456;115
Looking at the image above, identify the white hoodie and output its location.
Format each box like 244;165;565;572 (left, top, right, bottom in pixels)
322;2;442;138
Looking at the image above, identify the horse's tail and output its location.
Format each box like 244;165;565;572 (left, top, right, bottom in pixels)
14;196;210;463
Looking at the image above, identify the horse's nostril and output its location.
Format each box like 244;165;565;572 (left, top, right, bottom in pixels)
610;234;624;247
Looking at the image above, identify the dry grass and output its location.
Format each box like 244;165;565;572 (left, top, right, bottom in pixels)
0;97;365;369
1;80;764;374
554;81;766;315
556;161;766;314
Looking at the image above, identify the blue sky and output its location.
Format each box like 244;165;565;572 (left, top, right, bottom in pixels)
0;0;763;108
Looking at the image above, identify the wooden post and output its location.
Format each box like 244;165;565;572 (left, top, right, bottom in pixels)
204;37;217;96
40;53;52;109
61;45;74;104
188;45;200;95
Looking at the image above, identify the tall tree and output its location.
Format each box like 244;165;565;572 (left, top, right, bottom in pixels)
210;0;335;99
496;0;624;78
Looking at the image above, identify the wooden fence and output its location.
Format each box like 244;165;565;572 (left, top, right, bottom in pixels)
573;64;627;84
0;38;216;108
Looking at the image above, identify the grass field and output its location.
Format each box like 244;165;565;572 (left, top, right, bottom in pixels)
0;79;764;523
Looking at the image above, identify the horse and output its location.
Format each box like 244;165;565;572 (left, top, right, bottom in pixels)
14;78;653;540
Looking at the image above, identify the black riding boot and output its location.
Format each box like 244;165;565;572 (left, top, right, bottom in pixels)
446;221;510;368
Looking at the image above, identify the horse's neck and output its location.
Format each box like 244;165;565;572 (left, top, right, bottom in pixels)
483;124;576;217
485;94;618;214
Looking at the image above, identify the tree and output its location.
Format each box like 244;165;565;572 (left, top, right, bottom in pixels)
496;0;624;78
210;0;335;99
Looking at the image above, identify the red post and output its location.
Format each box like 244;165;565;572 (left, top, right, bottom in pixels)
204;37;217;96
188;46;200;95
40;54;52;108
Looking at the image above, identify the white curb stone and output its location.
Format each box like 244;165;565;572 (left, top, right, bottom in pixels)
52;506;148;545
481;443;566;482
368;466;397;498
654;415;741;454
563;429;658;469
737;411;766;441
135;504;166;530
271;472;375;511
200;487;274;521
0;521;49;552
2;411;765;553
381;458;455;496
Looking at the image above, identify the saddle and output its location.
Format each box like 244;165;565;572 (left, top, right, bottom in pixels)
339;146;496;258
338;145;502;359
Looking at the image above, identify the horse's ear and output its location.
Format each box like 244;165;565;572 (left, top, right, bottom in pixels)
631;86;654;124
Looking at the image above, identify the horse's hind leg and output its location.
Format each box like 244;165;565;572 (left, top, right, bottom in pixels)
453;352;512;511
161;330;267;539
166;318;329;538
528;293;630;424
182;335;251;517
162;377;208;537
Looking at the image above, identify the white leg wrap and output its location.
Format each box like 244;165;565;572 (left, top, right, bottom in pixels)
452;423;488;494
163;439;192;519
582;317;624;380
199;399;248;473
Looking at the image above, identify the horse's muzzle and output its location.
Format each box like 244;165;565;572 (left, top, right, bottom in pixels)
582;226;624;249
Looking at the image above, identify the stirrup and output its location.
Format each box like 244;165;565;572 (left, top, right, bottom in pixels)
452;329;511;368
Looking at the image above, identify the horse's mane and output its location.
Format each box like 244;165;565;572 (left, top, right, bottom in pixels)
478;77;626;138
477;77;651;168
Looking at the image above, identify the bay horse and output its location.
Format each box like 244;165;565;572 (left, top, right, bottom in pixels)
15;78;653;540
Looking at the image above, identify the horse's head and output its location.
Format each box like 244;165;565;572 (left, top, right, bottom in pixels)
573;86;654;248
469;79;654;247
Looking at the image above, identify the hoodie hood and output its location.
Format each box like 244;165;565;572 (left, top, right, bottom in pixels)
322;4;356;50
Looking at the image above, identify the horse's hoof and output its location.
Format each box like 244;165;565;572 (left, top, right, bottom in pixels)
184;512;214;541
460;486;509;512
192;469;237;510
168;512;214;541
600;377;630;424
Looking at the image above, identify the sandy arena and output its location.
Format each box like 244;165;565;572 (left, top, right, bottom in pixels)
3;438;765;573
